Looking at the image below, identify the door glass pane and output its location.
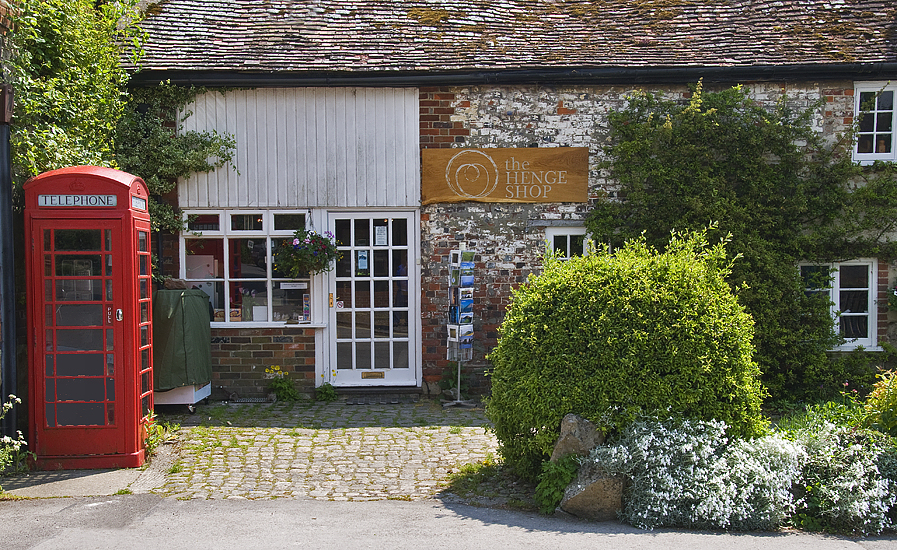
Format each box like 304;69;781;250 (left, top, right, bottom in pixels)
57;329;103;351
45;354;53;376
337;342;352;369
355;250;370;277
46;379;55;401
106;329;114;351
336;253;351;277
44;255;51;277
375;342;390;369
107;378;116;401
335;219;351;245
57;403;104;426
55;230;101;251
355;281;371;308
106;353;114;375
336;281;352;308
354;219;370;246
373;281;389;308
56;378;105;401
393;312;408;338
45;305;52;326
106;279;113;300
393;342;409;369
57;353;104;376
355;312;371;339
45;404;55;427
374;311;390;338
356;342;371;369
373;250;389;277
392;218;407;246
56;304;103;326
336;312;352;338
107;403;115;425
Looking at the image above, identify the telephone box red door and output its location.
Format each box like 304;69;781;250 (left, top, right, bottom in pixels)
24;166;154;469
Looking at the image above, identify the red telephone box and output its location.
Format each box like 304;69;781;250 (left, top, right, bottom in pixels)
24;166;154;469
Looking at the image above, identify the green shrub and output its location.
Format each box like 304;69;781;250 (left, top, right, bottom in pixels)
486;229;767;480
865;370;897;436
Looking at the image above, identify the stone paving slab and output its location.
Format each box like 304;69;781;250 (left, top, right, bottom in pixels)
150;399;501;502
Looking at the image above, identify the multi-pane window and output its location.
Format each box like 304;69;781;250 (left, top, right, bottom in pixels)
855;83;896;163
544;226;591;259
801;260;878;350
180;211;312;324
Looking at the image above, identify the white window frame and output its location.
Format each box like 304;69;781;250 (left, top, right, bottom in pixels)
545;226;592;259
801;259;879;350
853;81;896;164
179;209;315;326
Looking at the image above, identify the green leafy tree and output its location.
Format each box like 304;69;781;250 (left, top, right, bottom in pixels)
7;0;143;186
588;82;897;401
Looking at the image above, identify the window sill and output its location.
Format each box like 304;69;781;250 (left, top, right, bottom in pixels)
210;322;326;329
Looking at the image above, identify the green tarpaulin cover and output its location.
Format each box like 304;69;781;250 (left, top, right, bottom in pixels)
152;289;212;392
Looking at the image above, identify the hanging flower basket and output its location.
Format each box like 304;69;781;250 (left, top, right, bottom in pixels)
274;229;341;277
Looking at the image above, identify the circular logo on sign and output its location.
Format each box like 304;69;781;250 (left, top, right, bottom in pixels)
445;150;499;199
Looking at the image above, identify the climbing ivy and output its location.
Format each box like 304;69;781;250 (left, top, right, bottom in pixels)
114;82;236;232
588;81;897;402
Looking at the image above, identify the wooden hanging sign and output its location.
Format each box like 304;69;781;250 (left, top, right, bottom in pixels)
422;147;588;204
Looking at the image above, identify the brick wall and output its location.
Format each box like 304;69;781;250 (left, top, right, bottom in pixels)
209;328;316;400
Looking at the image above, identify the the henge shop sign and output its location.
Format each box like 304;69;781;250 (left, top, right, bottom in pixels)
422;147;588;204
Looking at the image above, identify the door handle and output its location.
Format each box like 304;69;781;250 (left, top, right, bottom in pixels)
115;309;123;322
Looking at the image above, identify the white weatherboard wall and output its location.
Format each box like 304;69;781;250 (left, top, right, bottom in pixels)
179;87;420;209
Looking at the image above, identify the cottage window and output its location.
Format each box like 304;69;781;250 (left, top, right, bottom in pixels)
544;226;591;259
180;210;312;324
854;82;896;163
800;259;878;350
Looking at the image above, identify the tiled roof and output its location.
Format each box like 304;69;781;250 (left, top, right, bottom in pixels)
135;0;897;74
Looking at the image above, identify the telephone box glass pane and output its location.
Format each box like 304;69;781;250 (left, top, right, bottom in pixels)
56;403;104;426
44;255;51;277
140;279;148;299
46;404;55;427
141;396;151;418
57;353;103;376
56;255;101;276
106;353;114;375
106;403;115;425
44;229;51;251
45;354;53;376
141;372;150;394
139;254;148;276
55;230;101;251
107;378;115;401
140;326;149;347
45;305;52;326
57;329;103;351
106;279;113;300
138;231;148;252
140;302;148;323
141;349;149;370
57;378;105;401
106;330;113;351
56;279;101;301
105;229;111;251
56;304;102;326
45;379;55;401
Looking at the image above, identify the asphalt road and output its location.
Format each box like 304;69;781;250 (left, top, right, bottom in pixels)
1;494;896;550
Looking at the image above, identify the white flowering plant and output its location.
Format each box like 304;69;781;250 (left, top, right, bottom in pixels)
0;394;32;488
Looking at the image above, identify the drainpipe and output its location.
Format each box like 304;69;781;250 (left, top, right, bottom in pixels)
0;83;14;437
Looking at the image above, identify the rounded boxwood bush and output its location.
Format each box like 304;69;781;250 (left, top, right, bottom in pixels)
486;230;767;480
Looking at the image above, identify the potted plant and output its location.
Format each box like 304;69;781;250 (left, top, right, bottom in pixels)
274;228;341;277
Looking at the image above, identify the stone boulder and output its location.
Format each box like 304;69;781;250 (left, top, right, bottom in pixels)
550;413;605;463
559;461;624;521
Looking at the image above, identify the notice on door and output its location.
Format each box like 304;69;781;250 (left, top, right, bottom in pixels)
422;147;588;205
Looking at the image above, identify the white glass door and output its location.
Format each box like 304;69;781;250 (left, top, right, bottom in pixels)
328;212;418;386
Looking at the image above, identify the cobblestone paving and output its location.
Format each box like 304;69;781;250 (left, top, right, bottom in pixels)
153;400;502;502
